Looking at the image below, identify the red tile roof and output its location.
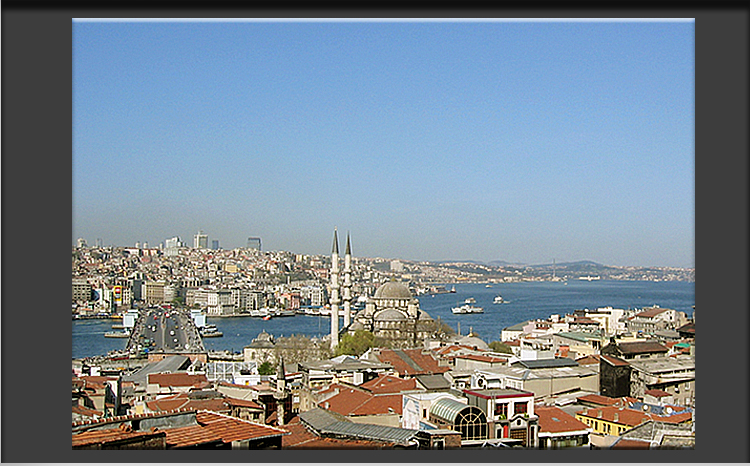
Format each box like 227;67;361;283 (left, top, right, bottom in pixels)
146;393;264;413
359;374;418;394
635;308;670;318
372;349;449;376
72;427;165;448
72;405;103;418
318;384;404;416
350;394;404;416
454;354;507;364
612;439;651;449
600;354;630;366
148;372;209;388
644;389;671;398
75;410;289;448
617;341;669;355
577;406;651;427
575;355;601;365
536;406;590;434
577;394;620;406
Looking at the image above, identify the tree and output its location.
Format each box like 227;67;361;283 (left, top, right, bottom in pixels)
258;361;275;375
334;330;377;357
489;340;514;354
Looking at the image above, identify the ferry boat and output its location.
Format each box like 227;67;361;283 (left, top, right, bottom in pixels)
200;324;223;338
452;304;484;314
104;330;130;338
579;275;601;281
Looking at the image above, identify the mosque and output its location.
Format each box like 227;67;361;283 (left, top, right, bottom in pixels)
327;229;435;350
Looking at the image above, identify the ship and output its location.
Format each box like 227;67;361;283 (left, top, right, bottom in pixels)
452;304;484;314
104;330;130;338
200;324;223;338
464;297;477;304
493;295;505;304
579;275;601;281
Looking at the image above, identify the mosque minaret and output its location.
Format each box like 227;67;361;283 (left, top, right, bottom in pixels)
342;232;353;329
329;228;341;350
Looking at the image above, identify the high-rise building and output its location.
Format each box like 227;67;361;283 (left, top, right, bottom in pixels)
164;237;183;257
247;237;262;251
194;230;208;249
211;240;220;250
76;238;88;248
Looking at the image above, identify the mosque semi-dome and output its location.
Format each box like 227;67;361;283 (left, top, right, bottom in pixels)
375;309;409;321
373;281;413;299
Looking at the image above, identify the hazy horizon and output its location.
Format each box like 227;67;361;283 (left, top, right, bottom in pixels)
73;19;695;269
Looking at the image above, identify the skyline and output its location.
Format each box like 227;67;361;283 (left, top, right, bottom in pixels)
73;19;695;268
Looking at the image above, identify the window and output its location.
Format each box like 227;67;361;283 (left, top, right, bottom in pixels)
495;402;508;418
455;407;488;441
514;402;527;415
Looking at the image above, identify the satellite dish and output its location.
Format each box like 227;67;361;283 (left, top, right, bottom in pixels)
666;407;673;414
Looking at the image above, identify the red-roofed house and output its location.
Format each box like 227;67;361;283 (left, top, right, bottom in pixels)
536;406;591;449
144;391;265;422
366;348;450;377
626;307;687;334
575;406;652;437
316;383;404;427
359;374;419;394
146;372;210;395
72;409;289;449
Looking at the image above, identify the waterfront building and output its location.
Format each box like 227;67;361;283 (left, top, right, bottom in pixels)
72;278;92;303
142;280;166;305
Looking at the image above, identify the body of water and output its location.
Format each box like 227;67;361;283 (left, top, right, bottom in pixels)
72;280;694;359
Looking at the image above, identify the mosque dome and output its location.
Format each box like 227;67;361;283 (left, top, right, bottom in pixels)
373;281;413;299
375;309;408;321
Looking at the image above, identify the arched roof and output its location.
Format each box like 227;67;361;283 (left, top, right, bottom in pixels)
430;397;485;424
373;281;413;299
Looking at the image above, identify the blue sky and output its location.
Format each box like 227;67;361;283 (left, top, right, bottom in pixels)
72;19;694;267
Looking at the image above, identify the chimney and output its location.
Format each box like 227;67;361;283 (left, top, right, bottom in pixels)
614;413;619;422
597;410;602;419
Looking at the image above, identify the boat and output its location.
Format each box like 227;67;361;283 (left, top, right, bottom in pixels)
493;295;505;304
262;315;272;321
104;330;130;338
464;297;476;304
200;324;223;338
452;304;484;314
579;275;601;281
